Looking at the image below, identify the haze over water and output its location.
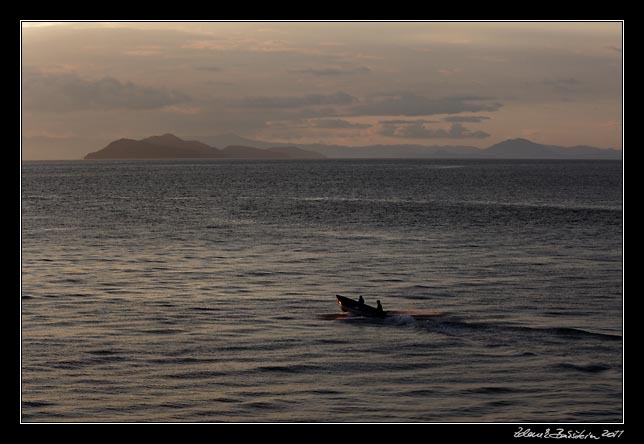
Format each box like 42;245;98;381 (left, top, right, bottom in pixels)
21;159;622;422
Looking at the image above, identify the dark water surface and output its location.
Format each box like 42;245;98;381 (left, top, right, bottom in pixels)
21;159;623;422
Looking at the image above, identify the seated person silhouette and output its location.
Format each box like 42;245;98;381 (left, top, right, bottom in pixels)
358;295;365;306
376;300;383;313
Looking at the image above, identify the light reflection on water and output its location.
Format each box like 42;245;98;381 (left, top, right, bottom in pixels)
22;159;622;422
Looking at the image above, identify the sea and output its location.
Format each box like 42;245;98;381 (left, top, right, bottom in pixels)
21;159;623;423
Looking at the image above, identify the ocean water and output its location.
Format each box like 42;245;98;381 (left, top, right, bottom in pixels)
21;159;623;423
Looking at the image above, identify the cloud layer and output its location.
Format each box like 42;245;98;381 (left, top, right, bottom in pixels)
379;121;490;139
23;71;190;112
21;22;622;158
236;91;356;109
311;119;372;129
353;93;503;116
288;66;371;76
443;115;491;123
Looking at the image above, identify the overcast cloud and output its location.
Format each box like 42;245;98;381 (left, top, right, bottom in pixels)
352;93;503;116
23;70;191;112
21;21;622;159
379;121;490;139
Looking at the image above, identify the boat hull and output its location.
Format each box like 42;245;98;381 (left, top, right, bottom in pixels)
336;294;386;318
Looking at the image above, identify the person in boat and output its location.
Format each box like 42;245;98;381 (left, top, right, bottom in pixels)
358;295;365;306
376;300;383;313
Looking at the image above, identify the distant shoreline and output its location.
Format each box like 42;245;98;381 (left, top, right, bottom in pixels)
81;134;622;161
23;157;623;163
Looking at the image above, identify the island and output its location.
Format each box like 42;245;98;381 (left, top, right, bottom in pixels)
84;134;621;160
84;134;325;160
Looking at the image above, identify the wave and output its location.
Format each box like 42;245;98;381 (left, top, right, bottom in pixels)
148;357;220;365
326;311;621;344
256;363;320;374
289;196;621;213
540;327;622;341
86;349;123;356
23;400;57;408
166;370;230;379
50;355;130;369
457;199;622;213
384;314;418;326
555;363;612;374
464;386;525;395
415;316;622;341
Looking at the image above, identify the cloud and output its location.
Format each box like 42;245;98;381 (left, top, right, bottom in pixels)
195;65;222;72
379;119;438;125
438;67;462;77
264;118;372;131
124;48;163;57
184;38;294;53
311;119;372;129
299;107;340;118
443;115;491;123
352;92;503;116
379;121;490;139
236;91;356;109
542;77;582;92
288;66;371;76
23;71;190;112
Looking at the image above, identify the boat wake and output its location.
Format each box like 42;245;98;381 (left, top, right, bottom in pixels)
316;310;442;323
319;310;621;344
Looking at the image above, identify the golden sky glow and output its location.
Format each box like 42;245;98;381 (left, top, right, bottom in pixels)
22;21;622;159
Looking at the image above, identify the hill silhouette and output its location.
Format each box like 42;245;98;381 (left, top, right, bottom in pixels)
84;134;621;160
485;138;621;159
201;134;621;159
84;134;325;160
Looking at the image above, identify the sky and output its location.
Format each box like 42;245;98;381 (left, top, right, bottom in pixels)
21;21;622;160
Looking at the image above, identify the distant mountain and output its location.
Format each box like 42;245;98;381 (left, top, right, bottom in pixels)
220;145;285;159
199;133;279;150
485;138;621;159
143;134;216;156
201;134;489;159
84;134;325;160
308;143;488;159
199;134;620;160
267;146;326;159
486;138;552;158
85;133;621;160
84;137;220;159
